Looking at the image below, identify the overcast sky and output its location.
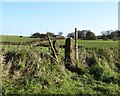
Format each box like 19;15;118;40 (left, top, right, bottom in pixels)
2;2;118;36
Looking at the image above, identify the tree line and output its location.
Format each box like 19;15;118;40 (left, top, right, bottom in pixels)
29;30;120;40
30;32;63;38
67;30;120;40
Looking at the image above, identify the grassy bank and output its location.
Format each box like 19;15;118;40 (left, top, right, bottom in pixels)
1;44;120;95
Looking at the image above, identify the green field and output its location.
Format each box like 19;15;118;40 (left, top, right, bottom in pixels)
0;35;119;49
0;35;38;42
58;39;118;48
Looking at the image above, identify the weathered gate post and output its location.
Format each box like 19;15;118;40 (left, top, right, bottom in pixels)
65;37;75;66
64;37;85;75
47;35;59;63
75;28;78;60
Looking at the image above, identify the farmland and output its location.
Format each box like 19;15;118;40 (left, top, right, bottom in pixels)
0;35;119;48
0;35;38;42
0;35;120;95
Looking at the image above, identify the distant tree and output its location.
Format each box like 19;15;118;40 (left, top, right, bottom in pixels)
86;31;96;40
106;30;113;39
78;30;83;39
101;30;113;40
78;30;85;40
99;30;120;40
67;33;74;38
30;32;41;38
101;31;108;40
58;32;63;36
67;30;96;40
109;30;119;40
81;30;92;40
30;32;49;38
110;31;118;39
39;33;47;38
46;32;55;37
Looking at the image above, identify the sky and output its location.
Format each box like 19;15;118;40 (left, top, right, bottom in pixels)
1;2;118;36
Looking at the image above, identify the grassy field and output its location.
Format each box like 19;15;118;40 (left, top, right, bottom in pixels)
0;35;119;49
58;39;118;48
0;35;37;42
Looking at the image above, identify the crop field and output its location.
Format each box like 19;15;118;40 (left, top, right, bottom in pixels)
0;35;120;95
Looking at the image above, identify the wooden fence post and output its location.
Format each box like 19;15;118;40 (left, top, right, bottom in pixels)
64;37;85;75
65;37;74;66
75;28;78;60
50;39;59;63
52;40;60;57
